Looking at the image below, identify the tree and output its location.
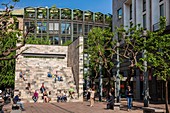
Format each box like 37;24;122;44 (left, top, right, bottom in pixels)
85;27;115;96
114;24;145;85
116;17;170;112
0;0;33;87
145;17;170;113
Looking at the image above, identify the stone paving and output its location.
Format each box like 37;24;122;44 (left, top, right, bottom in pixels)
7;100;168;113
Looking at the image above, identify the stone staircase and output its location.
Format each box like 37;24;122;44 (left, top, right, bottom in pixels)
15;66;78;103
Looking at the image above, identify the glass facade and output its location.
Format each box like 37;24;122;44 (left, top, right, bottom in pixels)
24;7;111;45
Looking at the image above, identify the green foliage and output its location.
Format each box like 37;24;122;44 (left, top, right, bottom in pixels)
0;1;26;87
26;37;51;45
145;17;170;81
62;40;72;46
0;59;15;87
85;27;115;80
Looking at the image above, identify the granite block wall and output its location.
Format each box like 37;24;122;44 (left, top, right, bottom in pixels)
68;36;84;101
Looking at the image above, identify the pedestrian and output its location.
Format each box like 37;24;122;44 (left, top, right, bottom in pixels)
32;90;38;103
88;87;95;107
126;85;133;111
107;92;114;109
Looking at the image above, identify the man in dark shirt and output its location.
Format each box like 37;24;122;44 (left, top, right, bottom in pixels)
126;86;133;111
13;94;25;111
107;92;114;109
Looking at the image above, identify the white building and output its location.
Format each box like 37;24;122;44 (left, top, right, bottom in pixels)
113;0;170;101
123;0;170;31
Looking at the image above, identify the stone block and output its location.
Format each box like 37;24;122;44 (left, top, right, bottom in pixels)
114;103;121;110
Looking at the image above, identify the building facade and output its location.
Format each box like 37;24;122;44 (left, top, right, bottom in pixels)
112;0;170;101
22;7;111;45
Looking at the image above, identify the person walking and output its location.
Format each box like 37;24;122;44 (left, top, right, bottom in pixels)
88;87;95;107
126;86;133;111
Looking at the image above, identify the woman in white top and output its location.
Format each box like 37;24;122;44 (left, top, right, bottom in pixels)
89;87;95;107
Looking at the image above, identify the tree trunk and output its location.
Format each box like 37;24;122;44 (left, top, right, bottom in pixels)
107;73;111;97
165;80;169;113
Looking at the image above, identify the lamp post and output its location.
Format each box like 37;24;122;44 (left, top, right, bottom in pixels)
99;66;103;101
116;41;120;103
99;56;103;101
143;30;149;107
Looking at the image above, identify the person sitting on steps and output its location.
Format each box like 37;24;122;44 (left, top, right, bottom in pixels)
40;83;46;94
56;90;62;102
61;90;67;102
43;91;49;103
19;70;26;81
26;83;31;94
69;86;75;99
13;94;25;111
32;90;38;103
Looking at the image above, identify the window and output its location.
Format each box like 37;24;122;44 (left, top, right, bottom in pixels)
117;8;122;19
143;0;146;11
143;14;146;29
73;24;77;34
84;25;88;35
61;22;71;34
37;22;47;33
160;4;164;17
61;37;65;45
89;25;93;32
54;23;59;30
130;4;132;20
78;24;82;34
65;23;71;34
24;22;34;33
130;22;133;28
49;23;53;30
54;36;59;45
49;22;59;34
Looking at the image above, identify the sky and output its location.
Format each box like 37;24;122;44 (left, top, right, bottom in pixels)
0;0;112;14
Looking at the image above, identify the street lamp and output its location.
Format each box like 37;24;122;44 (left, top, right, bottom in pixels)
116;41;120;103
143;30;149;107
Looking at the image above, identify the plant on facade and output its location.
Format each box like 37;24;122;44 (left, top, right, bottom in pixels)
61;40;72;46
25;7;35;18
73;9;83;20
37;8;47;19
85;27;115;95
95;12;103;23
0;0;34;87
61;8;71;19
26;36;50;45
84;11;92;21
50;5;59;19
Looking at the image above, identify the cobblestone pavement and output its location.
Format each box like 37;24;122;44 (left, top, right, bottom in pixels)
18;100;169;113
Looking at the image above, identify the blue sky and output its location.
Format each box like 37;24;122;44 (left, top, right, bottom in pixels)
0;0;112;14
